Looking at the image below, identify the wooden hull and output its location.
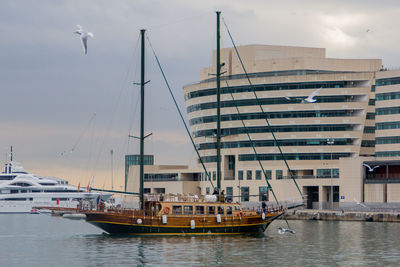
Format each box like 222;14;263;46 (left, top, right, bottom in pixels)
85;211;283;236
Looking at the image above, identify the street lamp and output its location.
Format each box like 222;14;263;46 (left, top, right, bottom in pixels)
327;138;335;210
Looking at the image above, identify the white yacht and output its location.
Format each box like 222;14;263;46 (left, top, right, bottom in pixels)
0;148;111;213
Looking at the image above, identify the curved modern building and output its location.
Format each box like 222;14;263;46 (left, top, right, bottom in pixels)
127;44;400;209
181;44;380;206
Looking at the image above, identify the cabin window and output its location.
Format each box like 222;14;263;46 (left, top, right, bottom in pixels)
195;206;204;215
20;190;27;193
32;190;40;193
207;206;215;215
226;206;233;215
184;205;193;215
217;206;224;215
172;205;182;215
10;190;18;194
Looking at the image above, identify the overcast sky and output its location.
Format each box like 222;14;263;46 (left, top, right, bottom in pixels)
1;0;400;189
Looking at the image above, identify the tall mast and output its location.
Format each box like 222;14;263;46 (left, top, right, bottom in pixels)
216;11;221;192
139;29;146;210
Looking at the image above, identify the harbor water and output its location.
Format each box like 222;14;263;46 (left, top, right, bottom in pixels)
1;214;400;266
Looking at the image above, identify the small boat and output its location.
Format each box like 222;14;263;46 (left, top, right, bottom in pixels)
82;12;286;236
30;208;40;214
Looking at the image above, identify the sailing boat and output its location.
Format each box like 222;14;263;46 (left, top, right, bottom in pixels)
83;12;284;235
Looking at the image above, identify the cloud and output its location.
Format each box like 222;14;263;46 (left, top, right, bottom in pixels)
2;0;400;190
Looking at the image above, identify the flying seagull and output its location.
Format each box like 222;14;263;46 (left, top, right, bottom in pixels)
74;25;94;55
363;163;380;172
354;198;368;208
277;226;296;234
302;88;321;103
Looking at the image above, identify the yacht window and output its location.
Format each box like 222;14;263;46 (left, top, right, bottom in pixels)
207;206;215;215
20;190;27;193
72;198;82;201
183;205;193;215
10;190;18;194
195;206;205;215
10;182;31;186
226;206;233;215
4;198;27;201
218;206;224;215
32;190;40;193
172;205;182;215
0;175;16;180
29;198;33;201
39;183;55;186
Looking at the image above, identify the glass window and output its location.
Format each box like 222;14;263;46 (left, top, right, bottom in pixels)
144;188;151;194
184;206;193;215
226;206;233;215
217;206;224;215
195;206;204;215
276;170;283;179
172;205;182;215
265;170;272;180
226;187;233;202
238;170;243;180
241;187;249;202
206;187;210;195
255;170;261;180
259;186;268;201
207;206;215;215
247;170;252;180
213;171;216;181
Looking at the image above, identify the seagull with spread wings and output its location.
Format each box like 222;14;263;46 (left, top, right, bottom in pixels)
363;163;380;172
74;25;94;55
302;88;321;103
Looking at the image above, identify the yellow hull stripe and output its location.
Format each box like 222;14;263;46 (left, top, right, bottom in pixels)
115;232;249;236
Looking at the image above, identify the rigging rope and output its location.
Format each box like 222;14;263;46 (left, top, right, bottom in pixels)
93;34;141;188
146;35;215;190
222;17;304;200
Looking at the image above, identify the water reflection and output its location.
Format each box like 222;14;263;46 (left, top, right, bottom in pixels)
1;215;400;266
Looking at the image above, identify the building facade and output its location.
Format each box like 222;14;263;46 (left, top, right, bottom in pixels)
127;44;400;208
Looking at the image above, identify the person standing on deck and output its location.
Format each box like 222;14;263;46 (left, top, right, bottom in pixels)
262;200;267;213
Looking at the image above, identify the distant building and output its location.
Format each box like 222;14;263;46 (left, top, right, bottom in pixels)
127;44;400;209
124;155;153;191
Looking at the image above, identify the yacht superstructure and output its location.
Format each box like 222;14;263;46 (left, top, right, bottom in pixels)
0;148;111;213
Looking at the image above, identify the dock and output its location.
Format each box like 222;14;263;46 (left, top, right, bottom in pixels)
283;209;400;222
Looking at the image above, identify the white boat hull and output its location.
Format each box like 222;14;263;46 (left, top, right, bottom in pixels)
0;192;111;213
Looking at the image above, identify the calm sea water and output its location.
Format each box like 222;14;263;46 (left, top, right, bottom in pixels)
1;214;400;266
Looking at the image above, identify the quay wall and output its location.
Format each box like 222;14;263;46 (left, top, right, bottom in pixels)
283;209;400;222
